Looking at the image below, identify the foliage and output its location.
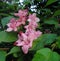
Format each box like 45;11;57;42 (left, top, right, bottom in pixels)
0;0;60;61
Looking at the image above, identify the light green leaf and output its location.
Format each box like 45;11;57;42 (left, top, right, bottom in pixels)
45;0;57;6
53;10;60;16
32;48;60;61
32;53;46;61
0;31;17;42
0;51;7;61
52;52;60;61
1;16;13;27
7;46;20;55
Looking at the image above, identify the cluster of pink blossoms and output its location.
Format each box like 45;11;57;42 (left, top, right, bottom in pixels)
6;9;42;54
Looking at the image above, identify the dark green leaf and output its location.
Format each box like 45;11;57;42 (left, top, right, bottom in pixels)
44;18;58;27
56;36;60;48
53;10;60;16
17;57;24;61
45;0;57;6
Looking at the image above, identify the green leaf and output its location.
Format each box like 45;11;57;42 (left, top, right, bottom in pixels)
52;52;60;61
32;53;46;61
32;48;60;61
45;0;57;6
31;34;57;51
56;36;60;48
0;31;17;42
1;16;13;28
30;35;44;51
41;34;57;44
7;46;20;55
13;53;18;57
44;18;58;27
0;51;7;61
53;10;60;16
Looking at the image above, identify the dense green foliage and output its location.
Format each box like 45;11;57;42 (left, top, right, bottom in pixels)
0;0;60;61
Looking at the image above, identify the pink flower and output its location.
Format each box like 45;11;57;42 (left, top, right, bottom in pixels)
18;16;27;25
6;9;42;54
14;32;33;54
25;29;42;41
14;12;42;54
24;21;38;30
6;18;21;32
24;13;40;30
28;13;40;22
15;30;42;54
14;9;28;17
14;9;28;25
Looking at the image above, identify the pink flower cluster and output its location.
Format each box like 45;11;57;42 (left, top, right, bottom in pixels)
6;9;42;54
6;9;28;32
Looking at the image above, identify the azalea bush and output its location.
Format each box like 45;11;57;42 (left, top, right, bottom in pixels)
0;0;60;61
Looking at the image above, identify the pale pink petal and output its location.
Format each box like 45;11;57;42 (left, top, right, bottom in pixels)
21;33;27;41
16;21;21;27
29;41;33;48
6;28;13;32
14;28;17;31
36;18;40;22
36;31;42;37
14;13;19;16
15;39;24;46
27;19;31;22
22;45;29;54
7;23;11;27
